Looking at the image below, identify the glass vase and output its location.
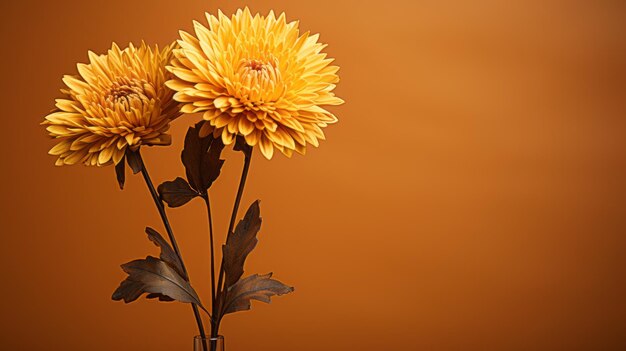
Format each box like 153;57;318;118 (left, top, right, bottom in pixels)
194;335;224;351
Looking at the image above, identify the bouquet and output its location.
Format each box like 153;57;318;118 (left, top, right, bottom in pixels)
41;8;342;351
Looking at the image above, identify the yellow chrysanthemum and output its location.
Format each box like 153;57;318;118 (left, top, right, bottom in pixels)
43;42;181;166
167;8;343;159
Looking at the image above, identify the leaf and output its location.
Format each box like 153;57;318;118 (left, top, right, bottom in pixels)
126;148;142;174
145;227;186;279
146;293;175;302
222;273;294;315
222;201;262;289
157;177;199;208
181;122;225;194
112;229;189;305
115;155;126;190
112;256;207;312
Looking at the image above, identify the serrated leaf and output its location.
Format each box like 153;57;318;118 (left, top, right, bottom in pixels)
145;227;186;279
222;273;294;315
115;155;126;189
182;122;225;194
222;201;262;289
112;256;207;312
112;279;144;302
146;293;175;302
157;177;199;208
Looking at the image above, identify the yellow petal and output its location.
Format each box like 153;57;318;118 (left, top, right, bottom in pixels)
258;133;274;159
98;146;114;165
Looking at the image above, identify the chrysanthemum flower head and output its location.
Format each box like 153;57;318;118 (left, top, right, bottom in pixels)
167;8;344;159
43;42;181;166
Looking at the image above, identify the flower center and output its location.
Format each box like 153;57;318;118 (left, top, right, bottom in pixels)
105;78;153;110
109;86;139;100
233;57;282;105
246;59;265;71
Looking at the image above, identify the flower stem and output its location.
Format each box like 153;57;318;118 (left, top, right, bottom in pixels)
213;147;253;335
135;150;208;351
202;195;217;322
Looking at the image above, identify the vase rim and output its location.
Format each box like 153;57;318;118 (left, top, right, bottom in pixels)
194;335;224;341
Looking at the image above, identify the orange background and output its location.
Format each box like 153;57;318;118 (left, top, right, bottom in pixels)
1;0;625;350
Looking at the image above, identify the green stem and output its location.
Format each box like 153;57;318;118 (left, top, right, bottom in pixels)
136;150;208;351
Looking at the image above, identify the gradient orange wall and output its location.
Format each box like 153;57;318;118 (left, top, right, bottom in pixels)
1;0;625;350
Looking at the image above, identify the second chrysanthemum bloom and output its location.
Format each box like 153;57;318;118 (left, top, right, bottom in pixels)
167;8;344;159
43;43;181;166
